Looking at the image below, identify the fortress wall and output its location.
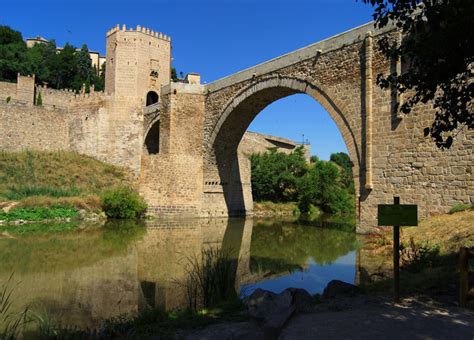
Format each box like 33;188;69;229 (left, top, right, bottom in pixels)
0;101;69;151
67;99;110;162
0;82;17;100
102;96;144;174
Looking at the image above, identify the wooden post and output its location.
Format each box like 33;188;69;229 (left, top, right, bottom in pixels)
460;247;469;307
393;196;400;303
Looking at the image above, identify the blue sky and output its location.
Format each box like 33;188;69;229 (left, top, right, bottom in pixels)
2;0;375;160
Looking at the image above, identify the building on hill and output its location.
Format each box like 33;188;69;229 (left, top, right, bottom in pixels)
25;36;106;75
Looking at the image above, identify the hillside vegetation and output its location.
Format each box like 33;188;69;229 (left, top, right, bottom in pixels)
0;150;131;211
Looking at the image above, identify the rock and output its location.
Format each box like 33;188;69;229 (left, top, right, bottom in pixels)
322;280;359;299
262;304;296;339
0;231;14;239
285;288;313;312
246;288;292;320
245;288;313;338
1;201;19;213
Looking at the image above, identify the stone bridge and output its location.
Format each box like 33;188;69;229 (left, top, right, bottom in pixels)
140;21;473;232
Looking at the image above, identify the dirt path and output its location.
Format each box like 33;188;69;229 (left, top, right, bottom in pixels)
182;296;474;339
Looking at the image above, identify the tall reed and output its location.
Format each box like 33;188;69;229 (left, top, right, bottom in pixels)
181;247;239;310
1;274;30;340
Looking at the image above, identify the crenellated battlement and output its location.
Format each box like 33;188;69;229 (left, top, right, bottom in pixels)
106;24;171;42
35;84;108;108
0;75;108;108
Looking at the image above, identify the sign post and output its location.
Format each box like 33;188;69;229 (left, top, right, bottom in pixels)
377;197;417;303
393;196;400;302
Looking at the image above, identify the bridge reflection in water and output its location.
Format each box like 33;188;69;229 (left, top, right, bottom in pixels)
0;217;360;329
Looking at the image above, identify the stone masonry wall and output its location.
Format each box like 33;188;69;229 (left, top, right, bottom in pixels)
139;83;205;215
201;23;473;231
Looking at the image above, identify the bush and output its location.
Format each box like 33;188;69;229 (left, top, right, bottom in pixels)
101;186;147;219
400;237;440;273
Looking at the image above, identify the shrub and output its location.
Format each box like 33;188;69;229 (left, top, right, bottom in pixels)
400;237;440;272
101;186;147;219
36;91;42;106
6;96;11;103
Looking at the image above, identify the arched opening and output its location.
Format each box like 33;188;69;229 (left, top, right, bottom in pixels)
146;91;159;106
205;77;360;218
144;120;160;154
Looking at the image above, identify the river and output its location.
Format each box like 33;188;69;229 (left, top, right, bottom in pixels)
0;216;364;330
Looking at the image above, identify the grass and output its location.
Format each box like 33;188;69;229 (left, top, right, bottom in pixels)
253;201;299;216
0;206;78;222
33;303;246;339
0;150;130;207
360;209;474;300
449;203;473;214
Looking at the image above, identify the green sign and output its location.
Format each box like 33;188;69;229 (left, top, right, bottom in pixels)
377;204;418;226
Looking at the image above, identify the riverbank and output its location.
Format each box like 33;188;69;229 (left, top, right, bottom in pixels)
0;151;148;229
181;294;474;339
179;209;474;338
252;201;299;217
360;208;474;298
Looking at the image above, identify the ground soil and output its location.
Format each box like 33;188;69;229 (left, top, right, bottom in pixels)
181;294;474;339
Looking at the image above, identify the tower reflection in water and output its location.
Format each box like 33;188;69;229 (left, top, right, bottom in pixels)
0;217;358;329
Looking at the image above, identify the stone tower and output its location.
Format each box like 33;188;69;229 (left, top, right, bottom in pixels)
105;24;171;104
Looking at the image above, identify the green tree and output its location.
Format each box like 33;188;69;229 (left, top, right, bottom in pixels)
74;44;93;90
360;0;473;149
0;26;28;81
92;62;106;92
329;152;354;194
49;43;76;89
250;147;308;202
25;40;57;85
298;160;354;215
171;67;178;81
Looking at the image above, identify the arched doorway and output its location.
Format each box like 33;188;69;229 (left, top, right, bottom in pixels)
146;91;159;106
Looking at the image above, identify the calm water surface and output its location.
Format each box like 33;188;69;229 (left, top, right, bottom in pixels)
0;216;362;329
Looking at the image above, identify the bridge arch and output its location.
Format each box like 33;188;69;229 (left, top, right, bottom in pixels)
207;77;360;168
204;76;362;216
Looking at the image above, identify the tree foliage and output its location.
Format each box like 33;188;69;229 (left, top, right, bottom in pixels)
360;0;473;148
330;152;355;194
0;25;105;92
250;147;307;203
250;148;355;215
